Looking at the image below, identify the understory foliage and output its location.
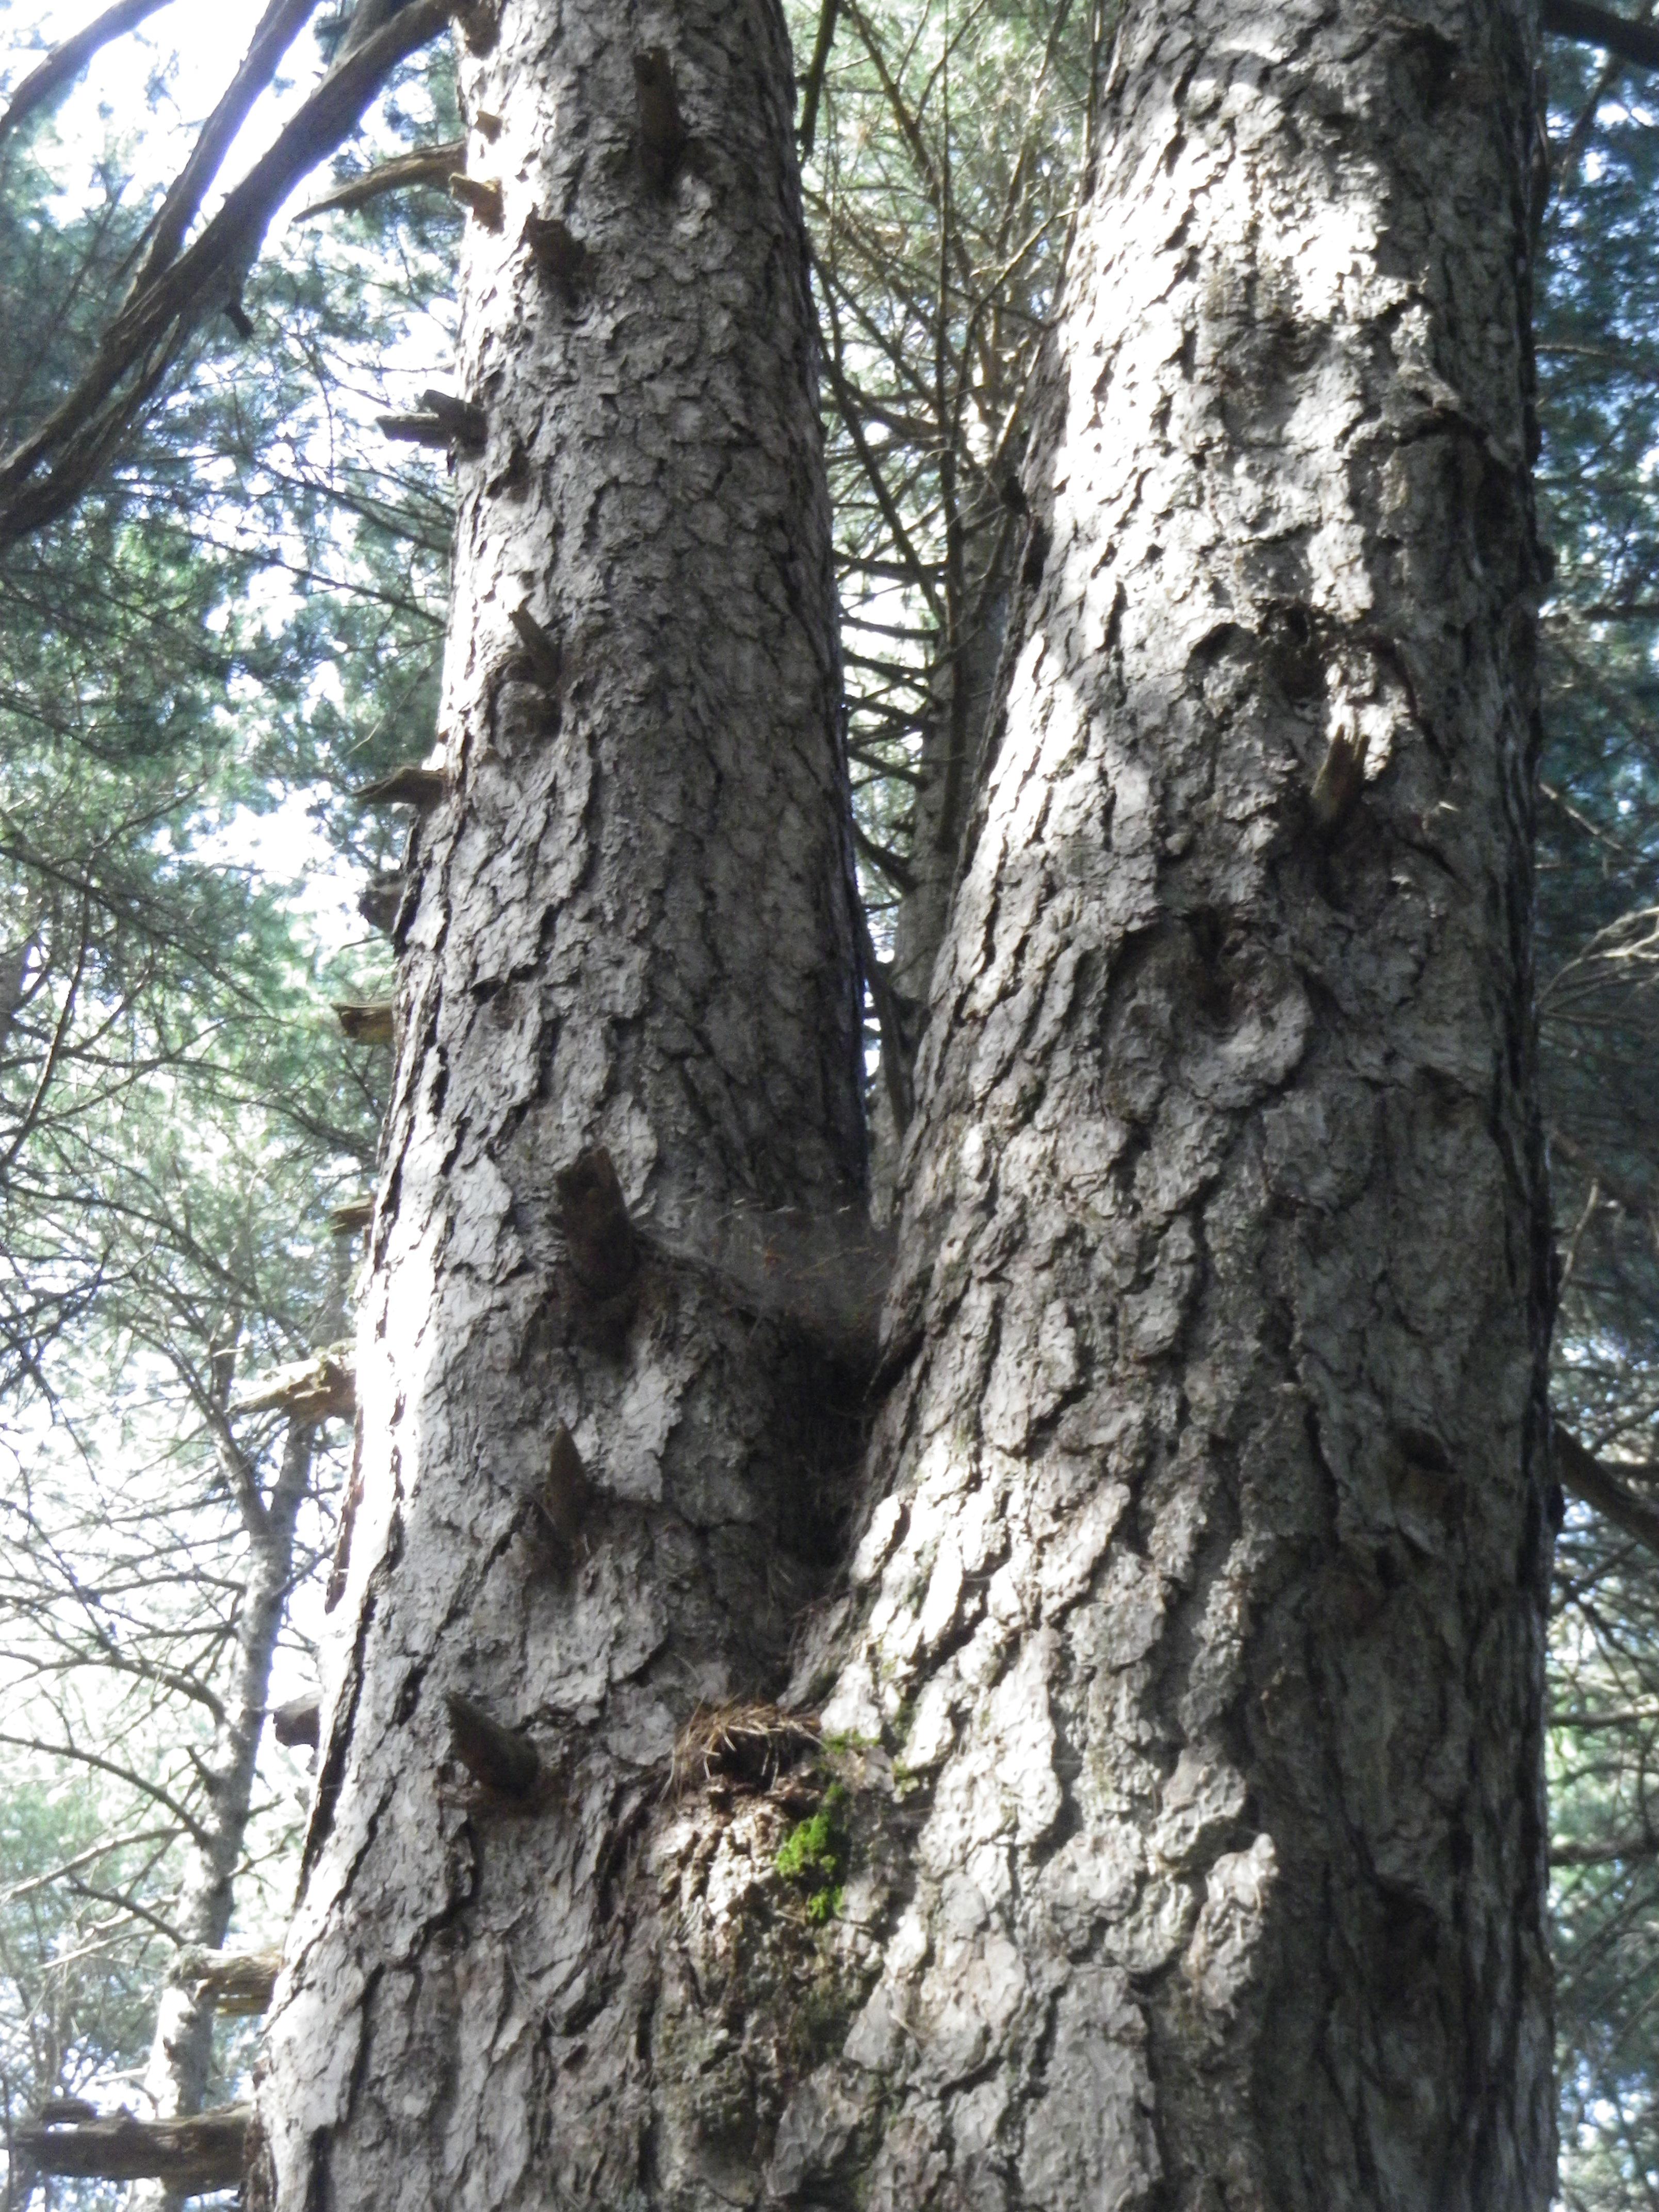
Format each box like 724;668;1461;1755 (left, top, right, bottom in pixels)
0;1;1657;2203
1538;40;1659;2203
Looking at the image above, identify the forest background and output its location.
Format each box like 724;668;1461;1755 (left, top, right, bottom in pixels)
0;0;1656;2204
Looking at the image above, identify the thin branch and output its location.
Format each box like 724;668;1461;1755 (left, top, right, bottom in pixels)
798;0;840;160
0;1826;181;1907
0;1731;211;1846
1551;1828;1659;1867
1543;0;1659;72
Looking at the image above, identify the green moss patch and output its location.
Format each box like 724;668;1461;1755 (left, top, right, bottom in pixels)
776;1783;850;1923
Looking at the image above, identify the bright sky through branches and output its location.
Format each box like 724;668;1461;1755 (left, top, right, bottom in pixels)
3;0;320;212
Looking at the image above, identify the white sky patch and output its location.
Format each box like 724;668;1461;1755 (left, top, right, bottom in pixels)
192;784;379;957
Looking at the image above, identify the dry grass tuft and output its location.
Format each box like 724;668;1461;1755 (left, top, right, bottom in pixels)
670;1700;820;1798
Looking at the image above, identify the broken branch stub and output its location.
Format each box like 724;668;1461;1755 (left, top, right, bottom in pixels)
378;410;454;448
271;1697;322;1750
295;139;464;220
523;210;588;292
1310;724;1369;837
181;1948;284;2015
536;1422;592;1553
448;172;503;229
332;999;396;1046
358;869;408;933
352;763;451;809
444;1693;541;1799
419;387;488;449
556;1147;638;1300
377;392;486;453
15;2107;249;2190
230;1346;356;1423
509;603;563;687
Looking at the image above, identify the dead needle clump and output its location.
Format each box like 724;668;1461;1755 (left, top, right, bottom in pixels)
670;1701;820;1799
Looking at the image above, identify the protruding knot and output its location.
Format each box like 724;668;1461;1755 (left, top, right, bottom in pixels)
556;1147;638;1302
535;1422;592;1554
444;1691;541;1799
524;211;588;294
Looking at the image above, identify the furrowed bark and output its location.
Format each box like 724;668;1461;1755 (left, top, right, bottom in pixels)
131;1418;314;2212
764;2;1556;2205
255;1;1557;2207
253;3;866;2206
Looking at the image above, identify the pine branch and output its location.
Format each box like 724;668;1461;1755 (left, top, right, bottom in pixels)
295;137;465;217
128;0;322;295
1556;1425;1659;1559
14;2106;248;2190
1543;0;1659;71
0;0;454;545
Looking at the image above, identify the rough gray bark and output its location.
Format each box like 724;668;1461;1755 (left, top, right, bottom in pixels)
131;1417;314;2210
253;2;866;2205
767;0;1557;2203
256;0;1557;2204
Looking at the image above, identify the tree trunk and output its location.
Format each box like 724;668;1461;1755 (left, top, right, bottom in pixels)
253;2;866;2206
132;1417;314;2210
256;0;1558;2205
771;1;1558;2204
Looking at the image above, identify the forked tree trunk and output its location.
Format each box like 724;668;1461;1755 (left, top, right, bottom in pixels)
255;0;1556;2204
252;2;865;2206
